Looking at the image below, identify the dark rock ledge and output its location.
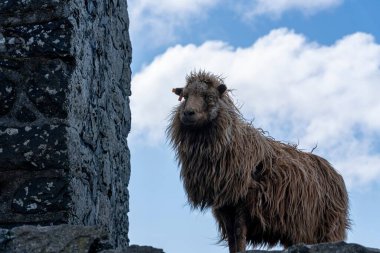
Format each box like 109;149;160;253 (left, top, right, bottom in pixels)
1;224;379;253
247;241;380;253
0;225;164;253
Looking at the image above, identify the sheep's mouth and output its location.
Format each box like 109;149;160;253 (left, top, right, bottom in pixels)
180;112;208;127
181;118;197;126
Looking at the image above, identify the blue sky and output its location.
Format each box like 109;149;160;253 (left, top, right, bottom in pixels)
127;0;380;252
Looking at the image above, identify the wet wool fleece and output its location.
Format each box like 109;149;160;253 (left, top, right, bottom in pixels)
167;71;350;248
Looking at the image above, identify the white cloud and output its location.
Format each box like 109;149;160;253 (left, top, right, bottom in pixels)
129;0;343;49
129;0;220;47
238;0;343;19
130;28;380;187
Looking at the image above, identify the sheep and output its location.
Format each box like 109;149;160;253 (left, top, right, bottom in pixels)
167;71;350;253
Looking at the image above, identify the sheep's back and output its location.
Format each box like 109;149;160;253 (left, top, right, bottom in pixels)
246;142;349;246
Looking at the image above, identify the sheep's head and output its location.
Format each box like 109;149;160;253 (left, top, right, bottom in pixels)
172;77;227;128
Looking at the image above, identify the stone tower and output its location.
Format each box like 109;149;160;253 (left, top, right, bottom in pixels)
0;0;131;249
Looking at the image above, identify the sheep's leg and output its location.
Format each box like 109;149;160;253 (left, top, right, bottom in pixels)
213;205;247;253
236;221;247;252
227;212;247;253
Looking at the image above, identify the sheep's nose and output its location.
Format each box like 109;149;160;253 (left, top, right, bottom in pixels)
183;109;195;117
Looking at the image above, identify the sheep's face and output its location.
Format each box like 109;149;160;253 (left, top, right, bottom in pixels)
173;81;227;128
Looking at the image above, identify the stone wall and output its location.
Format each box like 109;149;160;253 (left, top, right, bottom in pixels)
0;0;131;249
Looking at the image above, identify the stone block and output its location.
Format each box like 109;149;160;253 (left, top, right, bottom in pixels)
0;19;72;58
0;169;67;227
0;224;107;253
0;125;68;171
0;0;69;26
0;72;16;116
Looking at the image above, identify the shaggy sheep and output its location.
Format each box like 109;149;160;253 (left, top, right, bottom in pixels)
167;71;350;253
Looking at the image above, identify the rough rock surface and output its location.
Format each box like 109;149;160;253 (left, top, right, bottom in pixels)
247;241;380;253
121;245;165;253
0;225;165;253
101;245;165;253
0;225;106;253
0;0;131;249
2;227;377;253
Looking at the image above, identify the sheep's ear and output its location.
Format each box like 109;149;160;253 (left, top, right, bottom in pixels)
172;88;184;101
217;84;227;95
172;88;183;96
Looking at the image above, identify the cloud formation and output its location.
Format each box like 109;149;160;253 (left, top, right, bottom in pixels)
128;0;343;48
130;28;380;187
239;0;343;18
129;0;220;47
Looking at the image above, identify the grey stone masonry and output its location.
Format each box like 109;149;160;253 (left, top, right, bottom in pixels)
0;0;131;249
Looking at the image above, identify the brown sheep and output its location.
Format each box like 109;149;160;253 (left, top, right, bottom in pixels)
167;71;350;253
